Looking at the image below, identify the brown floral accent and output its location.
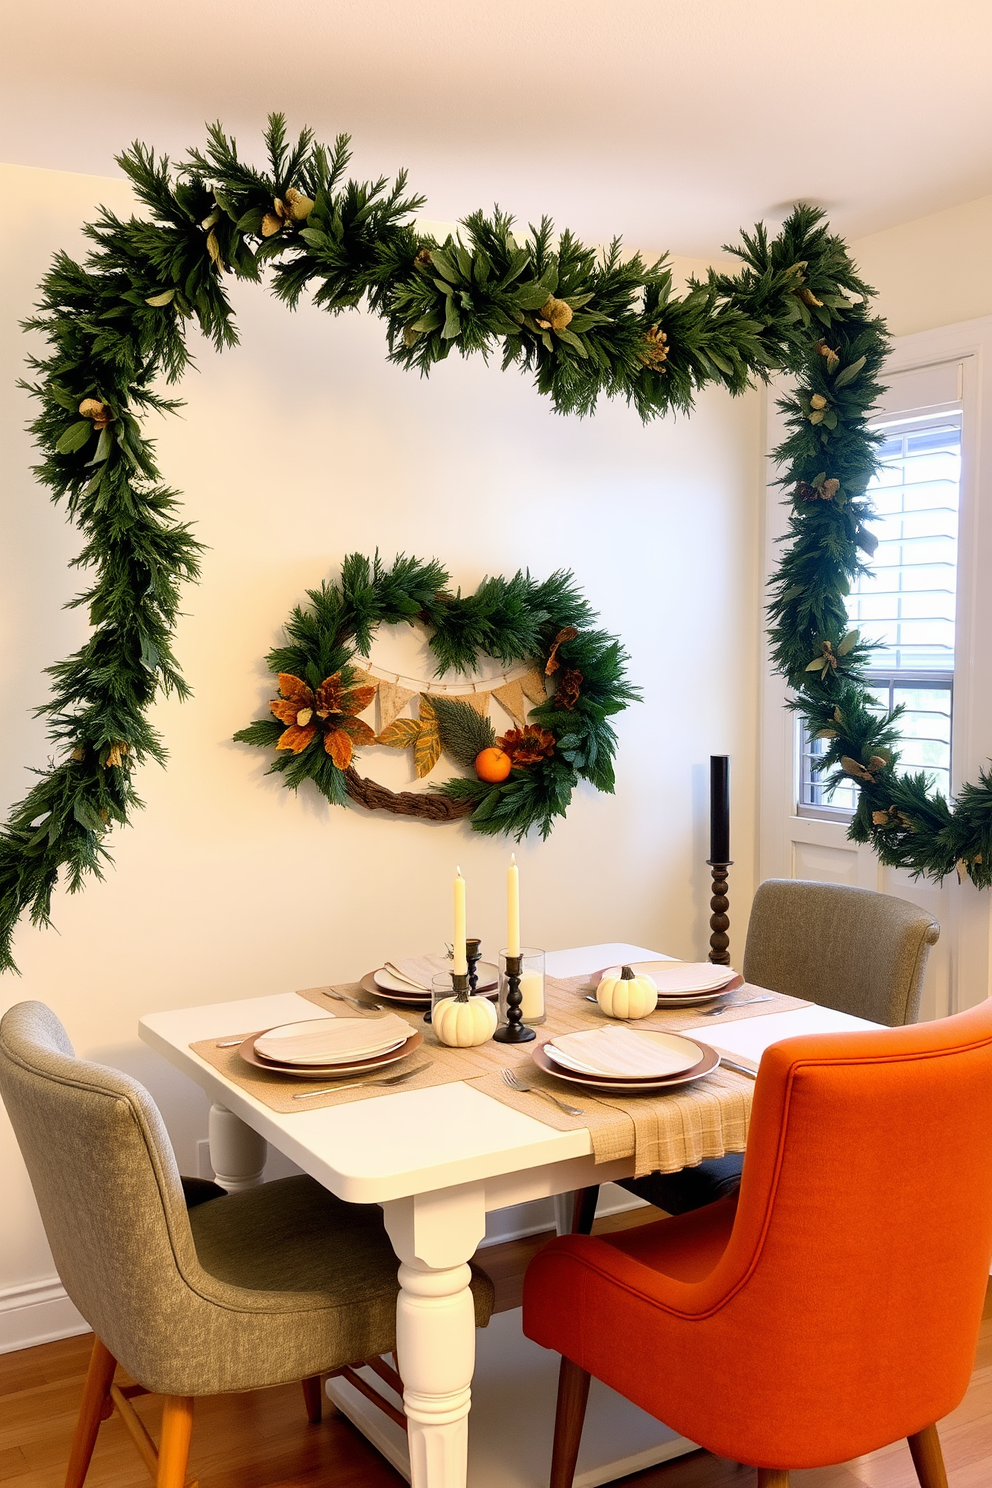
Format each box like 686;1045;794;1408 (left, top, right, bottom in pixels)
535;297;573;332
796;285;824;308
414;248;433;268
545;626;578;675
873;805;913;830
497;725;556;766
105;742;129;768
816;339;840;372
555;667;583;710
841;754;889;782
270;671;376;767
809;393;828;411
820;477;840;500
639;325;669;369
261;187;315;237
796;481;819;503
79;398;111;429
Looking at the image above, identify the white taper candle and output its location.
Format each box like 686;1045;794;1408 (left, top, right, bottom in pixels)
507;853;520;958
453;867;467;975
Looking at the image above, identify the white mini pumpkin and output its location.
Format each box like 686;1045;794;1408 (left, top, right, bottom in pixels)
433;993;498;1047
596;965;658;1020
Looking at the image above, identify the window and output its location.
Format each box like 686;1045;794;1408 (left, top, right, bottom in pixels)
799;410;961;815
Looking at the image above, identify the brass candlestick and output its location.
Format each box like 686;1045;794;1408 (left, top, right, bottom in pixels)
707;859;732;965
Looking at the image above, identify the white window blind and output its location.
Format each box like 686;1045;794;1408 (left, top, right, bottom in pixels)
799;409;961;814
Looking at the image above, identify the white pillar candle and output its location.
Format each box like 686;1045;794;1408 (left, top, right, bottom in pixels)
507;854;520;958
518;972;544;1021
453;867;467;975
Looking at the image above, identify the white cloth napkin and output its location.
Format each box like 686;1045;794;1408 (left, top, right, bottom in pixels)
384;954;454;988
255;1014;412;1065
549;1026;702;1079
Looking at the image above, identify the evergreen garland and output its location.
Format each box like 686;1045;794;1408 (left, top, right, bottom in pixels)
4;112;990;972
233;553;639;841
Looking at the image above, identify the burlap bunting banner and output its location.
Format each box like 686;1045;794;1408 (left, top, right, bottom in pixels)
376;681;415;731
448;691;492;716
518;665;548;706
492;679;528;726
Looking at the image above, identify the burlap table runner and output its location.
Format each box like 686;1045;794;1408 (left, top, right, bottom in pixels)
190;975;804;1175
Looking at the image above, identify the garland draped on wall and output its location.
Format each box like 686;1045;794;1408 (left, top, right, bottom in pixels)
3;113;990;973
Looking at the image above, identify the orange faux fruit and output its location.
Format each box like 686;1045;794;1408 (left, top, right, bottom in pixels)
475;747;512;783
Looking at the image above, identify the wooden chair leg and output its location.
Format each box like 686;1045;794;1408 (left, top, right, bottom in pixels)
908;1425;949;1488
301;1374;323;1424
65;1336;118;1488
571;1187;599;1235
550;1356;591;1488
156;1397;194;1488
756;1472;790;1488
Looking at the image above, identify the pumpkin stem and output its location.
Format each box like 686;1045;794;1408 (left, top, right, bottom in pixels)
620;965;635;980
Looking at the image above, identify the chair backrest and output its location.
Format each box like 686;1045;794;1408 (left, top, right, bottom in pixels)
711;998;992;1465
0;1001;207;1382
742;878;939;1025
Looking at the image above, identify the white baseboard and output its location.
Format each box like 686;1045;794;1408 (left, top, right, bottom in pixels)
0;1277;90;1354
478;1185;646;1248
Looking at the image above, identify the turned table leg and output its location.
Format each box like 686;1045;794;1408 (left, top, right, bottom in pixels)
207;1104;266;1191
382;1184;487;1488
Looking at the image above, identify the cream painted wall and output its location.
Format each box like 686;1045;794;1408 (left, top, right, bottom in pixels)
0;162;763;1326
852;193;992;335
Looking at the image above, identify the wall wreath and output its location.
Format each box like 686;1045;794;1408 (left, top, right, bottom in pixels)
4;111;992;972
232;553;637;840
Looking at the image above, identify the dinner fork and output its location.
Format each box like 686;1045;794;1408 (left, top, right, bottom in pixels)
702;995;774;1015
292;1063;431;1099
322;988;384;1013
501;1067;585;1117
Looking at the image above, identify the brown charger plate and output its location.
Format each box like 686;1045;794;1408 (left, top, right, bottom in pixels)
532;1035;720;1094
360;970;498;1008
238;1027;424;1080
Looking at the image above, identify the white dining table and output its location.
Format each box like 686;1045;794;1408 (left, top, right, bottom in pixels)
139;943;880;1488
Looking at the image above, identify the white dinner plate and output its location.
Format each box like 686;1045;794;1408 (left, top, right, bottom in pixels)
238;1028;424;1080
599;960;739;996
545;1029;704;1080
533;1037;720;1093
254;1016;414;1066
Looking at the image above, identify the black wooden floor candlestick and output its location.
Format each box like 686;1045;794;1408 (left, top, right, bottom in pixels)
493;954;535;1043
708;755;731;965
707;859;733;965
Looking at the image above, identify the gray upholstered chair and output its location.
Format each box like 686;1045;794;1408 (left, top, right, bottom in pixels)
573;880;941;1231
0;1001;494;1488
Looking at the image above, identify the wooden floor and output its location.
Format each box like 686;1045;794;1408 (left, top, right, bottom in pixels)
2;1210;990;1488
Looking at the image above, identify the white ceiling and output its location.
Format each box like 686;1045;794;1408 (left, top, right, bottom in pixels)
3;0;991;257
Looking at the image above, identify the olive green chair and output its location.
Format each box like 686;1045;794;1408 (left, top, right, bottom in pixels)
0;1000;494;1488
574;880;941;1231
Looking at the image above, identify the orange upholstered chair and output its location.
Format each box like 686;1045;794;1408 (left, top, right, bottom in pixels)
522;998;992;1488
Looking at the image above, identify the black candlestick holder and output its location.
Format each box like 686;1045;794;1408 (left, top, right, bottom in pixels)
466;937;481;994
493;953;536;1043
707;859;732;965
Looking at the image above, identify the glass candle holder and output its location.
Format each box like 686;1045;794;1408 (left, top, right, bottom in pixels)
498;947;546;1027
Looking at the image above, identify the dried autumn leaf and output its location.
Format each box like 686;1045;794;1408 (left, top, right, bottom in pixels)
377;719;422;749
337;717;376;747
414;695;442;778
276;724;317;753
342;684;377;715
277;673;312;703
324;728;354;769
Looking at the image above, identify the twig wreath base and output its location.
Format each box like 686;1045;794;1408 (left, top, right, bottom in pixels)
4;111;992;972
232;554;638;841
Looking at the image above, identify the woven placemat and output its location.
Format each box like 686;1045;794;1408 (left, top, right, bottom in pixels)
190;991;483;1113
